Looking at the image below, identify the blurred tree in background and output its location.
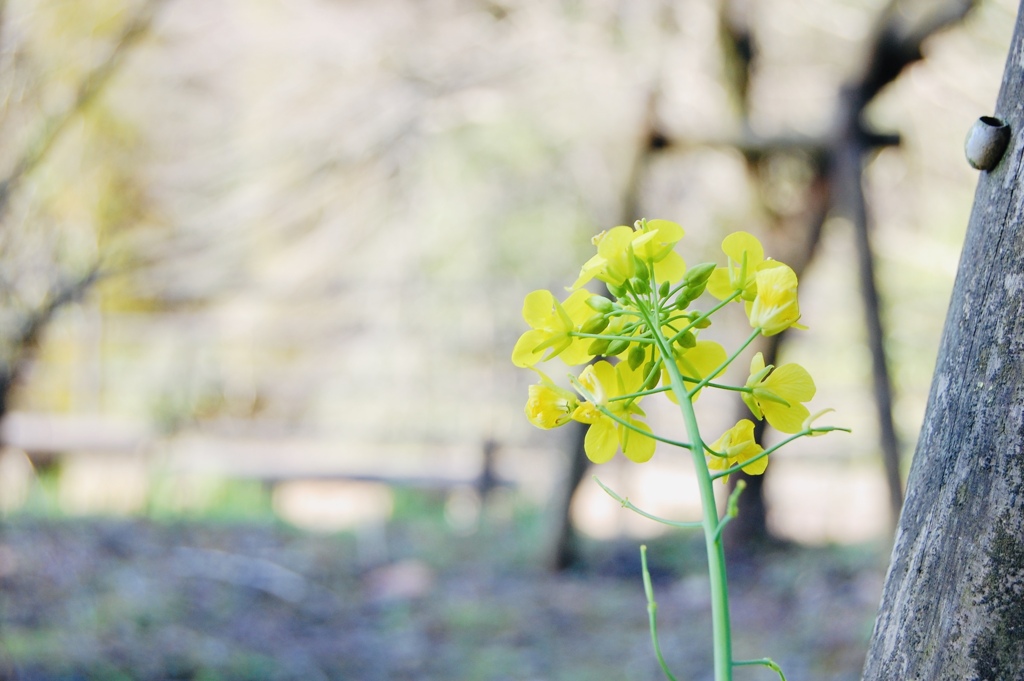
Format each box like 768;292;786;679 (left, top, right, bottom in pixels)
0;0;163;422
0;0;1015;547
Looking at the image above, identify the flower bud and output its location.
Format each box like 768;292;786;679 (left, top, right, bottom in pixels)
675;330;696;349
632;255;650;281
586;295;615;314
688;311;711;329
642;361;661;391
684;262;716;286
627;344;646;370
674;290;694;310
630;277;650;295
580;314;609;335
606;283;626;299
588;338;611;356
658;281;671;298
605;338;630;356
683;281;707;299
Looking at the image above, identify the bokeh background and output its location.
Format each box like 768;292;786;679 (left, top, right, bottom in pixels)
0;0;1017;679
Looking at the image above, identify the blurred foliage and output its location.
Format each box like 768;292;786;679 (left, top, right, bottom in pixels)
0;0;1017;540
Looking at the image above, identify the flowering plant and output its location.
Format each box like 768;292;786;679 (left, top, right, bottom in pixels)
512;219;845;681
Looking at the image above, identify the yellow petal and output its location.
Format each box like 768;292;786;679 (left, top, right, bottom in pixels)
620;421;656;463
653;251;687;286
739;453;769;476
705;267;734;300
571;253;606;290
766;363;816;402
676;340;727;401
521;290;556;328
512;329;550;367
584;418;618;463
749;351;766;376
721;231;764;267
761;401;810;434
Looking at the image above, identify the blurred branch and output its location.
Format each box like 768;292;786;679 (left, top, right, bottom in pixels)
0;264;102;420
0;0;168;219
718;0;755;119
852;0;978;110
832;0;978;522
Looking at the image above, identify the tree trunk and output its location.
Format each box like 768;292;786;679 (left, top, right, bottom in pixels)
862;9;1024;678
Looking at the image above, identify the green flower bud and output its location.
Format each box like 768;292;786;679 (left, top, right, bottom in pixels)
627;344;646;371
586;295;615;314
580;314;609;335
642;361;661;391
630;277;650;295
683;281;707;299
659;281;671;299
688;311;711;329
606;283;626;299
685;262;716;286
675;330;696;349
588;338;611;356
632;255;650;281
605;338;630;356
674;290;695;310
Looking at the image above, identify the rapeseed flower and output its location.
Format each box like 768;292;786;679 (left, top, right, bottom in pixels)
512;289;594;367
747;263;803;336
741;352;815;433
706;231;766;301
706;419;766;482
524;370;580;429
633;219;687;285
571;219;686;290
571;360;656;464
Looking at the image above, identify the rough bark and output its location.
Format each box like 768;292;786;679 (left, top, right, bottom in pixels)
862;8;1024;678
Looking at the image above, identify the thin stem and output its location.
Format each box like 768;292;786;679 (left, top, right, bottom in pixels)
714;480;746;542
734;658;788;681
641;545;680;681
637;301;733;681
571;332;653;344
709;425;851;482
595;477;703;529
592;404;692;450
609;378;745;403
667;291;741;347
687;328;761;399
709;429;809;482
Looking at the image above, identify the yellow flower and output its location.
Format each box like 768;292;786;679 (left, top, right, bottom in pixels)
512;289;594;367
524;370;580;429
571;219;686;290
706;231;765;301
662;339;728;402
571;360;655;464
634;219;687;285
706;419;766;482
747;263;803;336
741;352;815;433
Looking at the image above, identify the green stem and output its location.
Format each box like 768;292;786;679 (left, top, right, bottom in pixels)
595;477;703;529
714;480;746;542
687;328;761;399
734;658;788;681
591;404;692;450
709;425;851;481
571;332;653;344
641;545;680;681
610;377;746;403
667;291;741;347
638;303;733;681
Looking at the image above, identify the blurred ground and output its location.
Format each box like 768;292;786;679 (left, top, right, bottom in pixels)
0;492;887;681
